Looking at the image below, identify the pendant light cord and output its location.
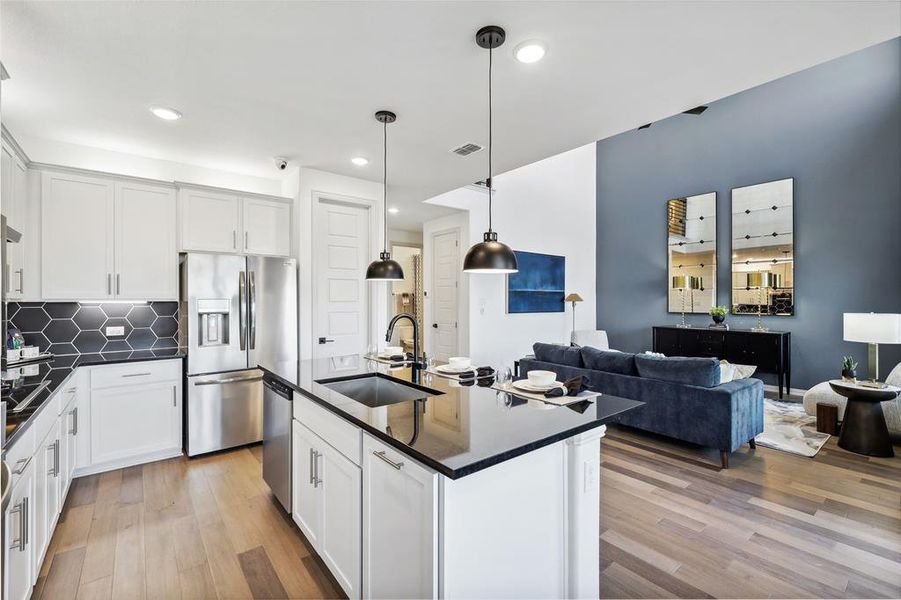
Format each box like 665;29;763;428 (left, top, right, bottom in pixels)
487;44;493;233
383;117;388;253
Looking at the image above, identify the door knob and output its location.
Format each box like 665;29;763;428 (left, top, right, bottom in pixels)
318;337;335;344
432;323;438;328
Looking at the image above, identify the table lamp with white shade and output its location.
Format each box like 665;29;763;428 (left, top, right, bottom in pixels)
843;313;901;381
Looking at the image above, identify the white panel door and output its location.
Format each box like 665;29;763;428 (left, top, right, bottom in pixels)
4;464;35;600
363;434;438;599
179;188;241;252
115;181;177;299
431;229;459;361
319;442;362;599
314;200;369;358
90;382;180;465
41;171;115;299
292;420;322;547
242;197;291;256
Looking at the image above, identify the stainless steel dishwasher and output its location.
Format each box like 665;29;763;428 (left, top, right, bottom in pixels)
262;376;293;512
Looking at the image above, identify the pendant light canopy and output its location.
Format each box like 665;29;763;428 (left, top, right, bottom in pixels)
463;25;518;274
366;110;405;281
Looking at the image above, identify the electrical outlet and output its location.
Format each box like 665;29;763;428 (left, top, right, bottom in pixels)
105;326;125;337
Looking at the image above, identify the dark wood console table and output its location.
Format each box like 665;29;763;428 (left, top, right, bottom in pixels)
652;326;791;398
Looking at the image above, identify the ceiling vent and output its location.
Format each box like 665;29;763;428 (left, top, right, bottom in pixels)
451;143;483;156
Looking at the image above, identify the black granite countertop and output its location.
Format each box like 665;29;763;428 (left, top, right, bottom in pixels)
260;355;643;479
2;349;186;449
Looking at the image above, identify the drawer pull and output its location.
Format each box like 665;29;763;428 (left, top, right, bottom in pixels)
121;372;152;378
12;455;33;475
195;375;262;386
373;450;404;470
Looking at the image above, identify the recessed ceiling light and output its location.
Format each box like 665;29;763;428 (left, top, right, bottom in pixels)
351;157;369;166
388;207;399;214
150;106;182;121
514;40;546;64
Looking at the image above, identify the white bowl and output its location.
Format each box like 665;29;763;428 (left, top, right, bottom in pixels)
382;346;403;356
448;356;471;369
527;370;556;387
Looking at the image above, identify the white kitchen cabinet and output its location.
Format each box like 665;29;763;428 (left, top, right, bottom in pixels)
242;196;291;256
34;424;61;569
42;170;178;301
4;458;34;600
2;143;29;299
90;381;180;466
292;420;361;599
114;181;177;299
178;187;242;252
178;185;291;256
362;433;438;600
60;386;79;501
41;170;115;299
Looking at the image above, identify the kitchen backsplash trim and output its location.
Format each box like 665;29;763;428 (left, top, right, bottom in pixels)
7;301;181;355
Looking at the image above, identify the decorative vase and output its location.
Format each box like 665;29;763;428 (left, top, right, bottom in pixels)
712;314;725;325
841;369;857;381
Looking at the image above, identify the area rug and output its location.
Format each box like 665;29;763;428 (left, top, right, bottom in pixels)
754;399;830;457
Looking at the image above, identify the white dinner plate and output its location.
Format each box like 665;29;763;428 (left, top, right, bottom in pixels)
511;379;565;393
436;364;475;374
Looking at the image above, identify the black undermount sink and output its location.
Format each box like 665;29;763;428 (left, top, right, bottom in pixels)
316;373;443;408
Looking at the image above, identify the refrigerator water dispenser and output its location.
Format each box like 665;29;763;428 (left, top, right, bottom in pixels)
197;298;230;347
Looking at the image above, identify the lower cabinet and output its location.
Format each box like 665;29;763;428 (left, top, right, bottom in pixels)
34;424;61;568
4;460;35;600
292;420;361;599
362;434;438;600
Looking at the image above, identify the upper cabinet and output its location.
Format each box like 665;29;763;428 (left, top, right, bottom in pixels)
2;140;30;299
42;170;177;300
178;185;291;257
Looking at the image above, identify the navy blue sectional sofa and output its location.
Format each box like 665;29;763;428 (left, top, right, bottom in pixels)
519;343;764;468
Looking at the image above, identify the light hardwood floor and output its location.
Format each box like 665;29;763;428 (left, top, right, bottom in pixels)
37;426;900;599
34;445;344;600
600;425;901;599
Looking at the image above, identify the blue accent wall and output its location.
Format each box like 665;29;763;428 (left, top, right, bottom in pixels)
596;38;901;389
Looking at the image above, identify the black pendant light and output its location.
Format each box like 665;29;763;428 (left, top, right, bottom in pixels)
366;110;405;281
463;25;518;274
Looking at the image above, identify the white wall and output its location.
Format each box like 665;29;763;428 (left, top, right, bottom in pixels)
427;143;596;370
14;134;283;195
293;167;386;361
389;228;423;247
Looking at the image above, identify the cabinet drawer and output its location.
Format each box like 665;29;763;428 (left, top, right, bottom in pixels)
31;394;62;449
5;426;35;492
294;392;361;466
91;359;181;389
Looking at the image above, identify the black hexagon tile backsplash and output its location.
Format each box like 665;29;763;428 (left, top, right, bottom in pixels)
7;301;180;355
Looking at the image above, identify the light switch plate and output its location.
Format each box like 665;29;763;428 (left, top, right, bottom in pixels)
105;326;125;337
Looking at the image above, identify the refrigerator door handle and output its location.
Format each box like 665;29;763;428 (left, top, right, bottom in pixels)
238;271;247;351
249;270;257;350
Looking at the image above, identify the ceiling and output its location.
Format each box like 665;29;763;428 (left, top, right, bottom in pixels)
2;1;898;229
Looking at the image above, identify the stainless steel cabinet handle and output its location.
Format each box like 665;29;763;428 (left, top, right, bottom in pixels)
309;448;314;485
15;268;23;293
107;273;112;295
238;271;247;350
70;407;78;435
313;450;322;487
8;499;25;551
121;372;152;378
244;231;249;250
48;440;59;477
373;450;404;470
194;375;262;386
24;496;29;546
233;230;237;249
12;455;32;475
249;271;256;350
116;273;121;295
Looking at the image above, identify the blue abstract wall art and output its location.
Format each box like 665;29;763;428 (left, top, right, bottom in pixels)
506;251;566;313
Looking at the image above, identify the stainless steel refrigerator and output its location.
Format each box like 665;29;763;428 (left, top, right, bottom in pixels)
181;252;297;457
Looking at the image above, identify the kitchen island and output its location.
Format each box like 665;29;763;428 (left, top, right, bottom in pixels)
261;355;642;599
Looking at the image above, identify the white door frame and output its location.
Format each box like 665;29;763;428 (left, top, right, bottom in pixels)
311;191;381;357
427;225;462;361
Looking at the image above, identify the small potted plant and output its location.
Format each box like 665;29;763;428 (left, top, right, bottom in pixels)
709;306;728;328
841;356;858;381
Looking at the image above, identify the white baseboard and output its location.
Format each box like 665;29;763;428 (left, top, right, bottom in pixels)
762;383;807;398
74;447;183;478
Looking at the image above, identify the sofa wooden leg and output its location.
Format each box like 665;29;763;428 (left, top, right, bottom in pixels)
720;450;730;469
749;439;757;449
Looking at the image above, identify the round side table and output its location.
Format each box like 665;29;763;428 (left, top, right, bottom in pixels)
828;380;899;457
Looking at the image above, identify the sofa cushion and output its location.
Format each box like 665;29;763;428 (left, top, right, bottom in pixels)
581;346;637;376
635;354;721;388
532;343;583;368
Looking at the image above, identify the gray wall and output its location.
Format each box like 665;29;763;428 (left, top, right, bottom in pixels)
596;38;901;390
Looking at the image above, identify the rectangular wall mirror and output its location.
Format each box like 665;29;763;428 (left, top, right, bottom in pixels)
731;178;794;316
667;192;716;313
